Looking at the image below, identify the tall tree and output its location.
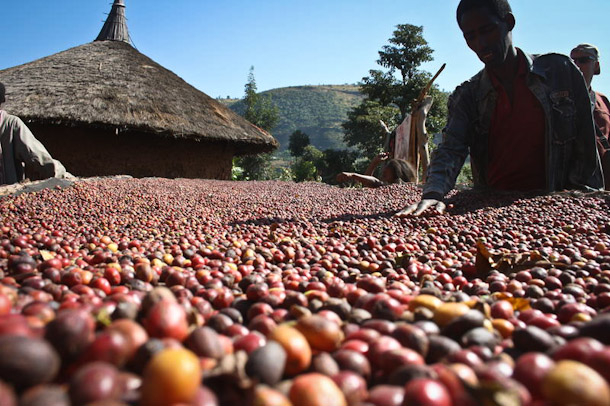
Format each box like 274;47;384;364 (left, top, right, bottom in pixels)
288;130;311;157
243;66;279;132
343;24;448;159
234;67;280;180
378;24;434;85
291;145;324;182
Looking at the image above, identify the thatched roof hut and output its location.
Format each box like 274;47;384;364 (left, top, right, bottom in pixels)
0;0;278;179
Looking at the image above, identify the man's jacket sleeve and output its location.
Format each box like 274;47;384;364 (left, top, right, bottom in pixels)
12;117;68;181
569;66;604;191
423;86;472;198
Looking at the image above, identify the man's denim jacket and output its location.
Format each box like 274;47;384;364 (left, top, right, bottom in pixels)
423;51;604;198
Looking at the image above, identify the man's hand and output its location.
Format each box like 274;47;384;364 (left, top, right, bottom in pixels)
64;172;77;181
394;198;446;217
373;152;390;163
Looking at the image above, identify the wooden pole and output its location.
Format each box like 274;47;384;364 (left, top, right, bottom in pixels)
408;63;446;182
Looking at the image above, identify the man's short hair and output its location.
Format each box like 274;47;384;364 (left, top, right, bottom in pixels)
0;83;5;104
456;0;512;27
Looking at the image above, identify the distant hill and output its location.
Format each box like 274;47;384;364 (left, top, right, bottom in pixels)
220;85;365;151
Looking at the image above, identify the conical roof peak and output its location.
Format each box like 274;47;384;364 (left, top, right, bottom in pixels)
95;0;130;44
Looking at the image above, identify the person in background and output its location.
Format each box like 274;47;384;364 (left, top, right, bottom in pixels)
0;82;71;185
336;152;415;188
570;43;610;189
396;0;603;217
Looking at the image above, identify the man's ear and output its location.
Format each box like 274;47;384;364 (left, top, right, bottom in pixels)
504;12;516;31
594;61;601;75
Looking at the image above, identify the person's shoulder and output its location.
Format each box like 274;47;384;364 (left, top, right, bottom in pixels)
596;90;609;100
449;70;484;105
596;91;610;108
532;52;571;62
531;52;576;72
1;113;31;139
530;52;586;88
453;70;485;93
1;112;25;126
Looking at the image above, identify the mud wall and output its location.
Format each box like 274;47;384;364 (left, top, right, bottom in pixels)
28;125;235;180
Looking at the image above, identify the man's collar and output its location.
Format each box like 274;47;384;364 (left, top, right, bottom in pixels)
477;49;545;101
477;70;495;102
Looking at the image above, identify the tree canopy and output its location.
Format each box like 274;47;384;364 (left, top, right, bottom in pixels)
343;24;448;160
288;130;311;157
378;24;434;85
342;101;400;158
243;66;280;132
234;67;280;180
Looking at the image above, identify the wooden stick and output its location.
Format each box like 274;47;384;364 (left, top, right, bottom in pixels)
408;63;446;182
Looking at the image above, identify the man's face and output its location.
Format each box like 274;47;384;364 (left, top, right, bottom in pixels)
460;7;513;68
570;50;598;88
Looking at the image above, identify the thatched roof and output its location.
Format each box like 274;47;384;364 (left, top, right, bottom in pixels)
0;2;278;154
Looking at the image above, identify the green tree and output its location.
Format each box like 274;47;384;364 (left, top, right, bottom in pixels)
233;154;274;181
291;146;360;184
301;145;324;167
234;66;280;180
378;25;433;85
343;24;448;161
288;130;311;157
342;100;401;158
363;24;433;118
291;145;324;182
292;159;319;182
243;66;279;132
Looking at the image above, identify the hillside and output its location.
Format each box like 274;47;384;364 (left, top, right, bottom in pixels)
221;85;365;151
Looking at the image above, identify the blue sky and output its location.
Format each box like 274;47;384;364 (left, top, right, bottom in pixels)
2;1;609;99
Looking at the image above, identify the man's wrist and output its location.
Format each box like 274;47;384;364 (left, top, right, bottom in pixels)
422;191;443;201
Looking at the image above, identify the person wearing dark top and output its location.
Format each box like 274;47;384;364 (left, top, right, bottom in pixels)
396;0;603;217
570;43;610;189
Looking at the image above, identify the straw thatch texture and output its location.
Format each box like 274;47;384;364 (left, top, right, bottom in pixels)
0;40;278;154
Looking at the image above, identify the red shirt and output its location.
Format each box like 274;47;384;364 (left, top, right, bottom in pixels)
487;52;546;190
595;91;610;152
